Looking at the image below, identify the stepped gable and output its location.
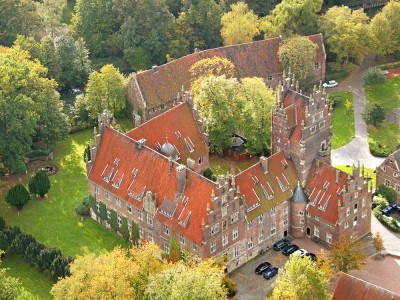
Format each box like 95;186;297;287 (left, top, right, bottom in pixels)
235;151;299;221
305;161;348;224
333;272;400;300
126;102;207;164
133;34;325;108
88;127;215;243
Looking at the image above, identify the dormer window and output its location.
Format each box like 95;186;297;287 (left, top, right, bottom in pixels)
184;137;195;153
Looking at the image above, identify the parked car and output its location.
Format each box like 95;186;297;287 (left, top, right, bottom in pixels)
305;253;317;262
282;244;299;256
322;80;338;88
255;262;272;275
273;238;290;251
263;267;279;279
292;248;307;258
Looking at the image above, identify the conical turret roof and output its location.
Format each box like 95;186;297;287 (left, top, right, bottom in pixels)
292;182;307;203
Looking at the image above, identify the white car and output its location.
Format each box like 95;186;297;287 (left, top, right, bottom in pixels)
292;249;308;258
322;80;338;88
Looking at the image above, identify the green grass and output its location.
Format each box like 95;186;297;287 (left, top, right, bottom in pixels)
0;129;128;297
325;64;348;82
209;156;231;176
116;118;135;132
335;165;376;189
365;76;400;151
329;91;355;149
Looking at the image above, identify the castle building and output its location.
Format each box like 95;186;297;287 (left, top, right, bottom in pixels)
127;34;326;122
376;150;400;203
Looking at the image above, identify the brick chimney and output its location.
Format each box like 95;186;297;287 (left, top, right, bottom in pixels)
260;156;268;174
176;164;187;195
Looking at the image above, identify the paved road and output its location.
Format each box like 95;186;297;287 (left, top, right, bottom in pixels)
370;213;400;253
330;54;385;169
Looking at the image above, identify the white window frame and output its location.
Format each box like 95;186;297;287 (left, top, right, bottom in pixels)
233;246;239;258
222;233;228;246
163;225;169;236
247;221;253;230
283;219;288;226
180;234;185;245
326;233;332;244
105;190;110;200
116;197;121;208
270;207;276;216
210;241;216;254
211;223;219;236
127;203;132;214
271;223;276;235
222;206;227;217
314;226;320;238
362;211;367;219
233;228;238;240
95;185;100;194
258;230;264;243
344;221;349;229
117;214;122;226
147;214;153;226
231;212;239;224
259;214;264;224
138;209;143;220
247;237;253;249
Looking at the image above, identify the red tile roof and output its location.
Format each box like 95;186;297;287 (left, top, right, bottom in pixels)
235;151;299;221
305;161;348;224
131;34;325;108
333;272;400;300
88;128;216;243
126;102;208;164
281;90;308;144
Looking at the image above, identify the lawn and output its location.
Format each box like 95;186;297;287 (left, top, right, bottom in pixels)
329;91;355;149
209;154;259;176
0;129;128;297
334;165;376;189
365;77;400;152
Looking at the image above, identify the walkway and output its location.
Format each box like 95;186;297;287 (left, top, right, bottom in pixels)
330;54;385;169
371;214;400;253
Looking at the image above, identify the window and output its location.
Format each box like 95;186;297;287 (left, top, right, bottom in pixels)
164;243;170;254
346;207;350;217
148;232;153;243
222;233;228;246
210;241;216;253
222;206;227;217
96;202;100;212
105;190;110;200
127;203;132;214
327;222;332;228
128;222;132;231
319;121;325;129
139;228;144;238
354;203;358;213
310;125;317;134
117;214;122;226
326;233;332;244
163;225;169;235
267;75;273;81
259;214;264;224
315;215;320;221
385;179;390;187
397;185;400;193
362;211;367;218
147;214;153;226
300;219;305;224
138;209;143;220
382;166;386;172
233;228;238;240
284;208;288;215
95;185;99;194
314;62;319;70
314;226;320;237
231;212;239;224
319;110;324;119
298;211;304;216
247;237;253;249
353;217;358;226
233;246;239;258
180;234;185;245
247;221;253;230
362;198;366;207
307;211;311;217
258;230;264;243
355;192;359;198
106;209;111;220
270;207;276;216
211;223;219;236
312;115;317;123
198;156;203;165
222;220;227;231
344;221;349;229
394;172;398;177
283;219;288;226
271;223;276;235
193;243;198;252
115;197;121;208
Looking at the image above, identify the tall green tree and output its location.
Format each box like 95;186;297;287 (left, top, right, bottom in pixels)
320;6;370;68
271;254;331;300
0;251;22;300
84;64;126;118
29;171;51;198
169;237;181;262
167;12;195;61
363;103;385;127
18;0;43;40
39;37;62;85
239;77;275;155
36;0;67;37
329;235;367;273
278;36;318;80
5;184;30;210
0;0;21;46
261;0;323;38
221;2;260;46
13;35;41;60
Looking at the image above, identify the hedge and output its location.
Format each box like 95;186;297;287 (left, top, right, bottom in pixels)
25;150;50;159
369;142;391;157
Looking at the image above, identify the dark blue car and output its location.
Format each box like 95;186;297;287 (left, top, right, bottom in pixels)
263;267;279;279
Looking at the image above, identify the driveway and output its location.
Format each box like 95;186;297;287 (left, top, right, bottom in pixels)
371;214;400;253
330;54;385;169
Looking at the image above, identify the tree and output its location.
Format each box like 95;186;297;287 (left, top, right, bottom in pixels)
271;254;330;300
36;0;67;38
29;171;51;198
221;2;260;46
369;0;400;56
363;67;385;86
37;248;62;271
316;249;335;278
320;6;370;69
278;36;318;81
84;64;126;118
5;184;30;210
239;77;275;155
146;259;228;300
329;235;367;273
18;0;43;40
363;103;385;127
373;232;384;254
0;251;22;300
0;0;21;46
167;12;195;61
131;221;140;245
13;35;41;60
169;237;181;262
39;37;62;84
119;217;130;241
261;0;323;38
50;255;72;279
377;184;397;205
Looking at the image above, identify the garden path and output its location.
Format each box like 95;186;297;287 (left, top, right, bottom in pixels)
330;54;385;169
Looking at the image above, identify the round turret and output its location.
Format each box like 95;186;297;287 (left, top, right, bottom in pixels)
160;142;179;161
289;182;307;238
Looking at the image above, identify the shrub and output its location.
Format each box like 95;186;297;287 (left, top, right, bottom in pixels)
6;184;30;210
69;122;90;134
377;184;397;205
75;204;89;216
363;103;385;127
372;196;389;210
25;150;49;160
119;217;130;241
29;171;51;198
203;168;213;180
99;202;107;220
363;67;385;85
0;216;5;231
223;276;238;297
131;221;140;245
395;52;400;60
110;210;118;231
83;144;91;162
369;142;391;157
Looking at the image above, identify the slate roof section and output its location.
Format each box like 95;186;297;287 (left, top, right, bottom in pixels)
391;149;400;171
305;161;348;225
131;34;325;108
126;102;208;165
235;151;299;221
333;272;400;300
292;182;307;203
88;127;215;243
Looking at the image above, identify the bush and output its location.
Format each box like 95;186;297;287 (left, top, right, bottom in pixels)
363;67;386;85
395;52;400;60
377;184;397;205
369;142;391;157
6;184;30;210
29;171;51;197
75;204;89;216
223;276;238;297
203;168;213;180
363;103;385;127
25;150;50;160
379;61;400;70
69;122;90;134
0;216;5;231
372;196;389;210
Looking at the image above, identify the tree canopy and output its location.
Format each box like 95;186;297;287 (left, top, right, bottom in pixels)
329;235;367;273
29;171;51;198
5;184;30;210
0;251;22;300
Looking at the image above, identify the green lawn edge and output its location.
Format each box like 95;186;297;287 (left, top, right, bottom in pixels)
330;91;355;149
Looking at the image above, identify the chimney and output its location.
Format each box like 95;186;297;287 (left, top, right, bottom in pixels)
168;157;173;175
336;169;340;184
134;114;141;127
260;156;268;173
136;138;146;150
176;164;187;195
152;65;158;74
